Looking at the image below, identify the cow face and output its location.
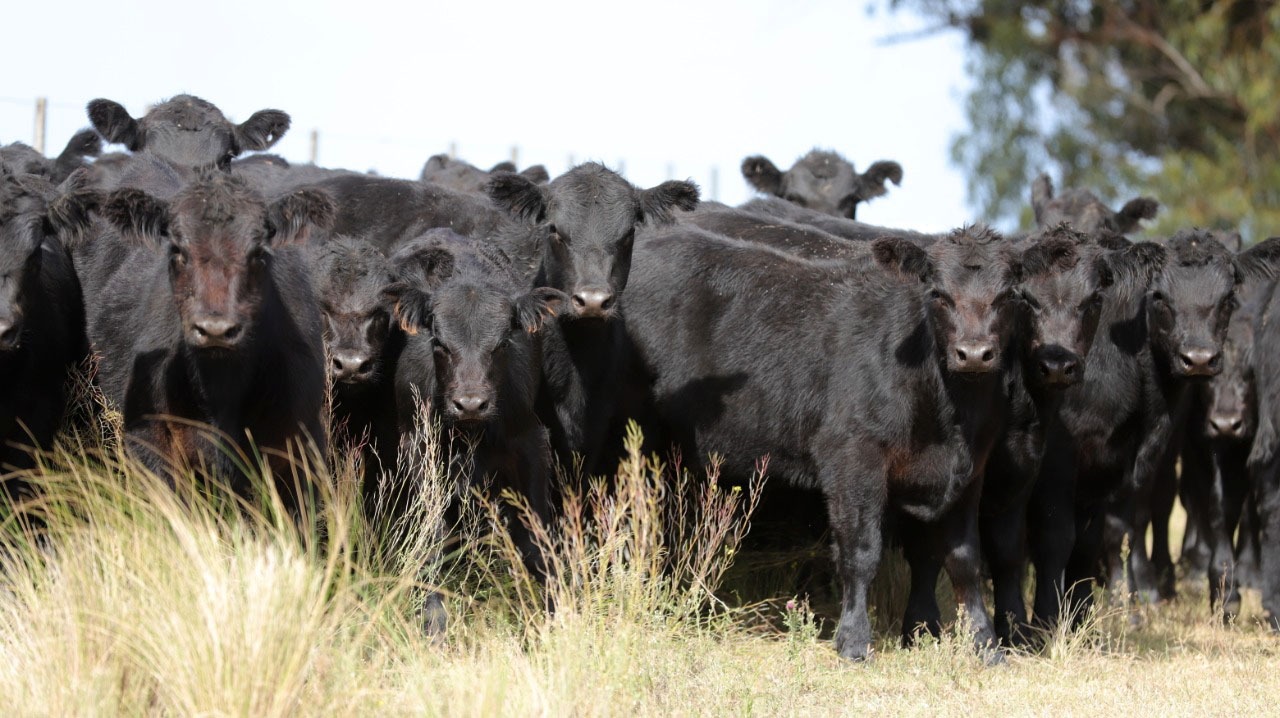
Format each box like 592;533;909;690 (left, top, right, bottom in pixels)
1030;174;1158;235
101;174;333;352
389;276;564;426
742;150;902;220
1014;228;1115;387
0;172;50;351
488;163;698;321
872;227;1021;376
1145;232;1280;378
309;237;395;385
88;95;290;170
1205;288;1261;440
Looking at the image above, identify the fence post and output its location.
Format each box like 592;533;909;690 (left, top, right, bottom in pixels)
449;141;458;159
510;145;519;167
308;129;319;165
33;97;47;154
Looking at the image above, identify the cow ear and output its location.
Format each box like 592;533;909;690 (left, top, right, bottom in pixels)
234;109;291;152
267;189;335;246
872;236;934;283
46;170;102;248
520;164;551;184
393;246;457;290
639;180;700;225
1030;174;1054;224
420;153;450;177
382;282;432;335
487;171;548;223
1214;230;1244;254
488;160;517;173
1112;240;1166;286
515;287;568;334
1236;237;1280;282
1020;237;1078;279
741;155;783;196
1114;197;1159;234
52;129;103;181
102;189;169;244
855;160;904;201
87;99;142;150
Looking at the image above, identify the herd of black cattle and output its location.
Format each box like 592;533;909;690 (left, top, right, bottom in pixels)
2;93;1280;662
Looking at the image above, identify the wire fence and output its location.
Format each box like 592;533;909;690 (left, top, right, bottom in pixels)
0;96;729;202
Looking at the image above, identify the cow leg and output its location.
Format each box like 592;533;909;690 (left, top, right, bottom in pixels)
1029;459;1076;633
983;501;1030;647
1214;446;1250;621
824;453;886;662
1255;459;1280;631
1065;505;1106;627
1149;456;1179;600
938;479;999;658
1237;491;1263;590
900;517;943;645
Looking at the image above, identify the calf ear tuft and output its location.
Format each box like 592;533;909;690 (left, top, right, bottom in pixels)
741;155;783;196
516;287;568;333
1237;236;1280;282
871;236;934;283
487;172;548;223
856;160;904;200
87;99;142;150
268;189;335;246
382;282;432;335
235;109;291;152
103;189;169;243
639;180;700;225
1115;197;1159;233
488;160;517;173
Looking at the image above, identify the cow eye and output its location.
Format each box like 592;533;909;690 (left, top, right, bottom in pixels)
169;244;187;266
928;288;954;307
1222;292;1240;312
431;337;451;357
1150;290;1169;306
248;246;269;267
1078;292;1102;313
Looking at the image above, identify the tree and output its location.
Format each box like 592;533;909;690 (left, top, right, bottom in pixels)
889;0;1280;240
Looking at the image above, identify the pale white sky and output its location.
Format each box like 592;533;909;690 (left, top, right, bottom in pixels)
0;0;973;231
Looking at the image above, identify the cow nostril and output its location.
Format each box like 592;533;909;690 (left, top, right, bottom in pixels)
981;349;994;363
357;359;372;375
1232;418;1244;431
956;348;968;362
223;325;241;340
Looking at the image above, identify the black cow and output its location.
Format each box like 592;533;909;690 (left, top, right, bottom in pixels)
0;168;88;482
1031;231;1280;627
385;230;566;630
1243;255;1280;630
87;95;290;173
1180;272;1272;620
305;235;402;506
1031;174;1159;236
623;224;1021;660
419;154;549;193
741;149;903;220
978;227;1118;645
1;130;102;185
68;170;334;503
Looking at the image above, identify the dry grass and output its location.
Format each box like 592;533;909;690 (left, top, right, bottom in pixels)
0;411;1275;716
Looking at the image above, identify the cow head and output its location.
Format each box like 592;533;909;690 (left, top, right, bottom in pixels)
308;236;396;385
1145;231;1280;379
1031;174;1158;235
1204;279;1267;440
387;236;565;425
488;163;698;321
100;172;333;352
742;149;902;220
88;95;290;170
1011;226;1116;388
0;170;56;351
873;226;1021;376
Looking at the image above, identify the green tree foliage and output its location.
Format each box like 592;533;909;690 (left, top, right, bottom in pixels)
891;1;1280;240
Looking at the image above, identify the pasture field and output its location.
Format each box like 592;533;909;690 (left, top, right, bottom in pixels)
0;416;1276;717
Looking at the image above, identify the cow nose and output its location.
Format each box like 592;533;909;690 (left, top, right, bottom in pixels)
1038;354;1080;386
0;318;19;350
1178;347;1221;376
1208;413;1245;438
451;394;489;419
953;341;997;373
330;351;372;381
190;317;242;347
572;288;614;318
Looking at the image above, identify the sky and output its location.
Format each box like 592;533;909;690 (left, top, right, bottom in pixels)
0;0;974;232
